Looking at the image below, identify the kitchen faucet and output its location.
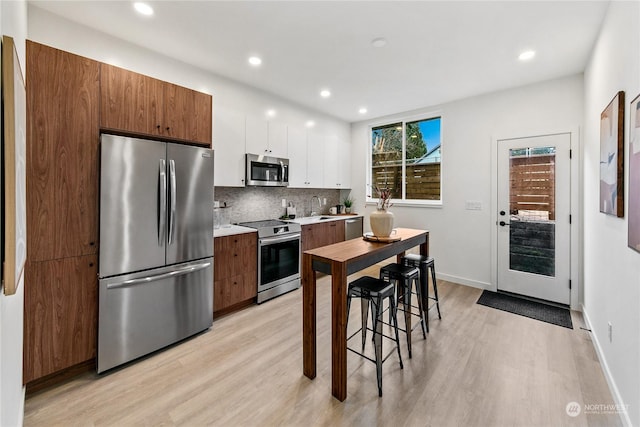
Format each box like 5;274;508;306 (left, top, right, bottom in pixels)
310;195;322;216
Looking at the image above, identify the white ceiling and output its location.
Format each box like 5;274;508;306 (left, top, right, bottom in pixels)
30;1;609;123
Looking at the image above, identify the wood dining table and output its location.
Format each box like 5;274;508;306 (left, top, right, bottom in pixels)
302;227;429;401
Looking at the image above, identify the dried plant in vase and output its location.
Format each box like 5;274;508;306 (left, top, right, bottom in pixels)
370;185;394;237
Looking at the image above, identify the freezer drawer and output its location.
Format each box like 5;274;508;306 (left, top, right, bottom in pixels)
97;258;213;373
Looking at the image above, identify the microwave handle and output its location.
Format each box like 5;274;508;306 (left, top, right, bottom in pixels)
282;163;289;182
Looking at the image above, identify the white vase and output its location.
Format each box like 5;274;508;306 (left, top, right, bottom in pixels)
370;209;394;237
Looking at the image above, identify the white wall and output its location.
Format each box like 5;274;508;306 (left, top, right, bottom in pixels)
26;6;350;147
0;1;27;425
351;74;583;293
582;2;640;426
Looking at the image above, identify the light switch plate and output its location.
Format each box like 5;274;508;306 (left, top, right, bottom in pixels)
465;200;482;210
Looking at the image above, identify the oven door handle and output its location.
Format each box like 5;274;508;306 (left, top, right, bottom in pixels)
260;233;301;246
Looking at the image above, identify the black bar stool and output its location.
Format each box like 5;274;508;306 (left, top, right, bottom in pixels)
379;263;427;358
402;254;442;332
346;276;403;397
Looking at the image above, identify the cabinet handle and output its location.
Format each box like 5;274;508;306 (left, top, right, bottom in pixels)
157;125;161;131
234;254;238;257
89;241;95;246
89;263;94;267
166;127;170;133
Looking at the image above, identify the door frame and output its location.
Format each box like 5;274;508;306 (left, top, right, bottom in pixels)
490;127;582;310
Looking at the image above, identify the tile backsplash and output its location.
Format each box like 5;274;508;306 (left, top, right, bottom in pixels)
215;186;343;223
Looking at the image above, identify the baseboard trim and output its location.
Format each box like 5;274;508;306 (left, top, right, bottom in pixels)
436;273;491;290
581;304;632;427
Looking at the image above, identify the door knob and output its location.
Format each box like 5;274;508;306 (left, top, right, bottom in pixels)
499;210;506;216
499;221;510;227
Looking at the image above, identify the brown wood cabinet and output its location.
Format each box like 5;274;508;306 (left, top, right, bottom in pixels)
23;255;98;383
100;63;212;145
301;220;345;251
214;232;258;315
26;41;100;262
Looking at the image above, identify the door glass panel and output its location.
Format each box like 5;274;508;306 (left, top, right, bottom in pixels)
508;146;556;277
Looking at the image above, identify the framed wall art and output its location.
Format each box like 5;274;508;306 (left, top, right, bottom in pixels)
2;35;27;295
629;93;640;252
599;91;625;217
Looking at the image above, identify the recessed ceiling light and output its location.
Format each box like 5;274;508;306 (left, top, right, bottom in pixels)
518;50;536;61
358;107;367;114
248;56;262;66
320;89;331;98
371;37;387;48
306;120;315;128
133;2;154;16
266;109;276;117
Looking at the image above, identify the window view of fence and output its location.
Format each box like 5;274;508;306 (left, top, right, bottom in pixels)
371;117;441;202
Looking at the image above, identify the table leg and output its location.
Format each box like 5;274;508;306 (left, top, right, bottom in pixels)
420;234;429;256
331;260;347;401
303;253;316;379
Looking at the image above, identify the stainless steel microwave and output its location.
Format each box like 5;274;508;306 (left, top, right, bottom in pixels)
245;153;289;187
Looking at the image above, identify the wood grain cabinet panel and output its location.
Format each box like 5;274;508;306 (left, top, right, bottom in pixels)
302;220;346;251
23;255;98;384
100;63;162;137
27;41;99;261
214;233;257;314
100;64;212;146
165;83;212;145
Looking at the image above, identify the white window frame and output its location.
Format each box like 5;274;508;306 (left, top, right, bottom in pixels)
367;112;443;207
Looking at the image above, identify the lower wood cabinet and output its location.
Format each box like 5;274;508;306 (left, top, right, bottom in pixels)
302;220;345;251
23;255;98;384
214;232;257;315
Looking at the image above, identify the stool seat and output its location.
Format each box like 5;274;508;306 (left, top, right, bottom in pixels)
347;276;403;397
379;263;420;278
402;253;434;265
349;276;395;297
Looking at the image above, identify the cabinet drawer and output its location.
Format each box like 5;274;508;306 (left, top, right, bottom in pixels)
214;232;257;252
214;271;257;312
215;246;256;280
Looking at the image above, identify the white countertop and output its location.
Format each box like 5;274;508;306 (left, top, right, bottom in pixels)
214;225;257;238
287;214;363;225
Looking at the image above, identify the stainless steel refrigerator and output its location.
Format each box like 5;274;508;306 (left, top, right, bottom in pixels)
98;134;214;373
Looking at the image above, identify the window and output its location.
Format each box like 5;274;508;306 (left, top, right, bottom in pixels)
370;116;442;204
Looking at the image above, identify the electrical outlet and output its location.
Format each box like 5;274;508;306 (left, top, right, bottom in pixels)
608;322;613;342
323;198;327;205
282;199;286;208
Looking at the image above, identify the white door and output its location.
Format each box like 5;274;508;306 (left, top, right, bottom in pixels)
497;133;571;305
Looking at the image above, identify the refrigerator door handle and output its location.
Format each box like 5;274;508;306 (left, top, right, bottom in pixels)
168;159;177;245
105;261;212;289
158;159;167;246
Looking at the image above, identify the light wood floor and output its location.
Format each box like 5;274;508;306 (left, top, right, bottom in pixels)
24;263;621;426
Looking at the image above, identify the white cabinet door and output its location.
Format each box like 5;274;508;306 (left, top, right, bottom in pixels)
287;125;308;188
322;135;340;189
268;121;288;158
245;114;269;155
306;134;324;188
214;107;246;187
338;141;351;188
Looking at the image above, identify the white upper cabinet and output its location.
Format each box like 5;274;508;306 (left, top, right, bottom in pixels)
289;126;323;188
306;132;324;187
267;121;288;158
214;107;246;187
323;135;351;189
245;114;269;155
245;114;288;158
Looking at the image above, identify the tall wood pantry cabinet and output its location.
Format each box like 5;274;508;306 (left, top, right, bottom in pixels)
24;41;100;384
24;41;213;386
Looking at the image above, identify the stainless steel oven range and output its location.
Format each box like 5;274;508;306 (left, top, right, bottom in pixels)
238;220;301;303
